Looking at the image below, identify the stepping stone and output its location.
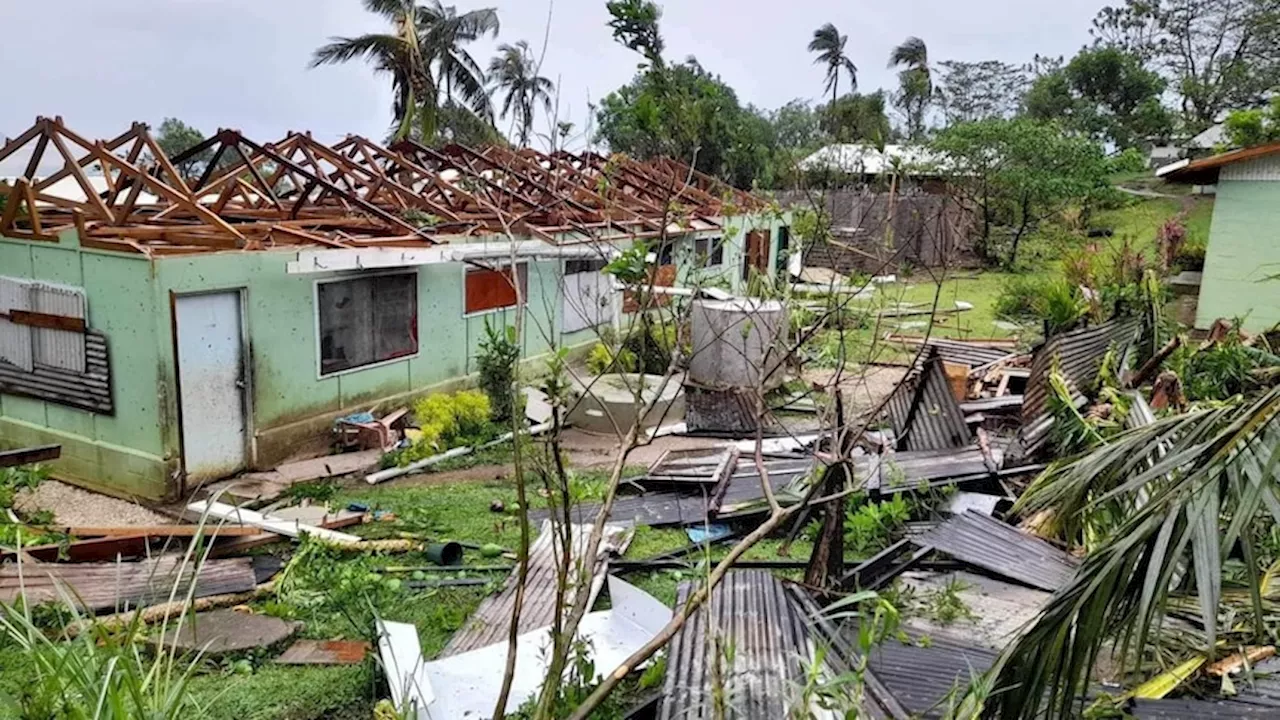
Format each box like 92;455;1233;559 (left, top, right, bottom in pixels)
155;609;300;656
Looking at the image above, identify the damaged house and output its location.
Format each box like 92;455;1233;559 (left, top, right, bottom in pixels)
0;117;788;500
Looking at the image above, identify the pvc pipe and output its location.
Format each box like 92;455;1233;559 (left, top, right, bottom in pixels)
364;421;555;485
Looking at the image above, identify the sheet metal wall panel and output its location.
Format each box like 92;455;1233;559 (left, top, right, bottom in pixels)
886;353;970;452
0;276;33;372
0;330;113;413
30;281;87;373
1019;318;1141;455
917;511;1078;591
659;571;821;720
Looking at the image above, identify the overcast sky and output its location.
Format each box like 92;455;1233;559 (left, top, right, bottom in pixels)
1;0;1110;169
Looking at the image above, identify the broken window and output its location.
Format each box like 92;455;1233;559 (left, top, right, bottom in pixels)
318;272;418;375
464;263;528;315
694;236;724;267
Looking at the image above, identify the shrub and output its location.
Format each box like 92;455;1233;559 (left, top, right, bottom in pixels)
996;276;1086;335
476;319;521;423
400;390;497;465
585;342;638;375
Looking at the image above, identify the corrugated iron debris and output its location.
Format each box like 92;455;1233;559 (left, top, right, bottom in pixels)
916;510;1078;591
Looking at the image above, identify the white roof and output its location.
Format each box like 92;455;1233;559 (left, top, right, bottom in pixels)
1188;123;1227;150
797;143;945;175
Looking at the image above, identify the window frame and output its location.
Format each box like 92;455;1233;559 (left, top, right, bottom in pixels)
313;269;421;379
461;261;530;318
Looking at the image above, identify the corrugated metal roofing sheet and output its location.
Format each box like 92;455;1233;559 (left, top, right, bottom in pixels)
660;570;827;719
863;632;998;718
439;520;633;656
916;510;1079;591
886;352;971;452
532;456;814;527
0;329;112;413
1130;698;1276;718
914;338;1015;373
1019;317;1141;456
0;555;256;612
856;446;1001;493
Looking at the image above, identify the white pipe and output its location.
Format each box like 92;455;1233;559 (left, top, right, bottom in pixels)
364;421;555;484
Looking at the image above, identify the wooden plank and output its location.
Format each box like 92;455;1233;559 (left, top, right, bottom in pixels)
0;535;152;563
208;511;366;558
0;444;61;467
186;500;363;543
58;525;265;538
6;309;86;333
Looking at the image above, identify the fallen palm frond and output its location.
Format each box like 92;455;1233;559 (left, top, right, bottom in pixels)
970;386;1280;720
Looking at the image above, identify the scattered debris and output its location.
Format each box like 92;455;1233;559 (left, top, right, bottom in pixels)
885;351;971;451
0;556;257;612
917;511;1079;592
187;500;363;544
376;619;434;718
153;608;300;656
645;446;739;486
421;575;670;718
439;520;633;656
276;639;371;666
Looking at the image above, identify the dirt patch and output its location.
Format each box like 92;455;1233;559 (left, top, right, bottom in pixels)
899;569;1049;650
804;365;908;418
559;429;729;469
15;480;171;526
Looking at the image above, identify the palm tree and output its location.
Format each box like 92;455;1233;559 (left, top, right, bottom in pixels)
888;36;930;139
310;0;497;142
489;41;555;147
420;1;500;123
966;386;1280;719
808;23;857;109
311;0;434;140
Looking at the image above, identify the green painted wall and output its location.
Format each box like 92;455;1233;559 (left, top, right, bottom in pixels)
1196;181;1280;332
1;212;784;500
0;233;172;500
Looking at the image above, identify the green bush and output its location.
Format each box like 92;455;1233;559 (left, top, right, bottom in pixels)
397;390;498;465
476;319;521;423
996;276;1086;335
585;342;638;375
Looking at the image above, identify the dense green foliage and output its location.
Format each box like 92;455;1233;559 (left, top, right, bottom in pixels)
931;117;1111;265
476;319;521;423
1024;47;1172;148
1225;97;1280;147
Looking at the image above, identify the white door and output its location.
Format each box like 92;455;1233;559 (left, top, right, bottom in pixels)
562;259;615;333
175;292;247;481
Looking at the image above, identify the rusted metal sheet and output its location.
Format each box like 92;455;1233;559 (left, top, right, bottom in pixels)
276;639;370;665
0;555;257;611
660;570;823;719
886;352;970;452
0;534;153;563
0;329;112;413
1019;317;1141;455
917;510;1078;591
439;519;633;656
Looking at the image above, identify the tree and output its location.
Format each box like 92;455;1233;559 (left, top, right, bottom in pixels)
808;23;858;109
818;92;892;144
769;99;824;154
420;1;500;121
1224;96;1280;146
935;60;1029;124
1091;0;1280;129
154;118;210;179
931;117;1109;266
972;388;1280;720
311;0;497;142
1025;47;1172;148
489;41;555;147
311;0;435;140
889;37;931;140
596;1;777;188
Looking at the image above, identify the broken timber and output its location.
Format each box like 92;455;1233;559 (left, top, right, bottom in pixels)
0;555;257;612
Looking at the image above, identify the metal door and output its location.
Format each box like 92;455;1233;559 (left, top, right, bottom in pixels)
175;292;247;481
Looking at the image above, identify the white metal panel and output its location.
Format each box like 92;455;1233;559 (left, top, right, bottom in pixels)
1221;153;1280;182
0;277;33;372
30;282;86;373
562;263;615;334
175;292;247;481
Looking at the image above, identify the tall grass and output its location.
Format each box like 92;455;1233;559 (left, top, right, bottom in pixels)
0;507;230;718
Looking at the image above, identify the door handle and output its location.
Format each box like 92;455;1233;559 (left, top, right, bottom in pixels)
235;379;246;389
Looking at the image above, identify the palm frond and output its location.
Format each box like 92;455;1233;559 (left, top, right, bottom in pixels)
979;386;1280;719
888;36;928;70
310;33;406;68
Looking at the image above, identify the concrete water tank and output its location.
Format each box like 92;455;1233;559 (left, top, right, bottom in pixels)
688;298;788;391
